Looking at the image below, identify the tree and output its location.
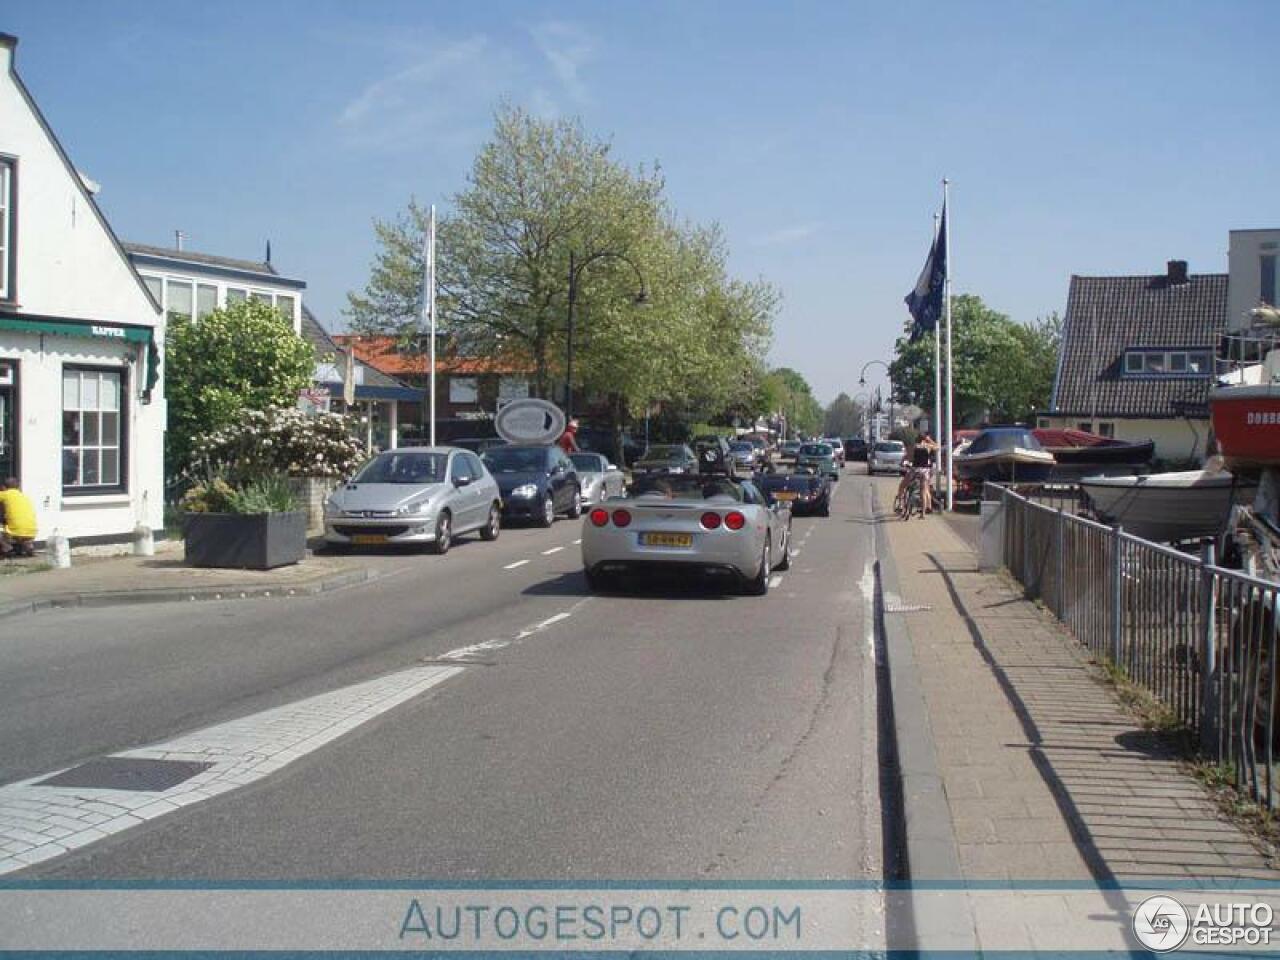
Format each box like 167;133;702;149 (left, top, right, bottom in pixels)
889;295;1059;426
166;300;315;476
758;366;822;437
823;392;864;437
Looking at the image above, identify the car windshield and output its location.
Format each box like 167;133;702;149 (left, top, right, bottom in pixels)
569;453;603;474
729;442;753;452
631;475;744;501
351;452;447;485
875;441;904;453
799;444;832;456
641;446;685;460
483;447;546;473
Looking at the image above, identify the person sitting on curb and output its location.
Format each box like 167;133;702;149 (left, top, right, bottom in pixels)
0;477;37;558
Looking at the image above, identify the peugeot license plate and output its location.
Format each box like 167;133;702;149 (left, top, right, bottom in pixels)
351;534;388;545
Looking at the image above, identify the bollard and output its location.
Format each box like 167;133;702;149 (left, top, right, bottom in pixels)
47;532;71;569
132;523;155;557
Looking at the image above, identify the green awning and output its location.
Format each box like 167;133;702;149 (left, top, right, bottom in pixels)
0;314;160;399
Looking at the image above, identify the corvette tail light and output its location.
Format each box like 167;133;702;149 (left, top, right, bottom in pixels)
612;508;632;528
589;508;609;527
724;511;746;531
700;511;722;530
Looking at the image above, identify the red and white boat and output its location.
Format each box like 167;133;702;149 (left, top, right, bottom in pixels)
1211;307;1280;471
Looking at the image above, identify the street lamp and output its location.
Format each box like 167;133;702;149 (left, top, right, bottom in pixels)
859;360;893;441
566;250;648;419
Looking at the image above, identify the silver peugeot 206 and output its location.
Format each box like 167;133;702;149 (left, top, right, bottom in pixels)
581;469;791;595
324;447;502;555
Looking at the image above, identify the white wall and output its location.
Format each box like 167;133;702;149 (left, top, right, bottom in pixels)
1228;229;1280;332
1040;415;1208;464
0;40;165;539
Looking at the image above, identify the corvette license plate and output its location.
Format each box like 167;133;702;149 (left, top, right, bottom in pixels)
774;491;797;501
351;534;388;545
641;532;693;548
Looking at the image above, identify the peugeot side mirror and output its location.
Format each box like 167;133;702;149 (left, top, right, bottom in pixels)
454;475;473;487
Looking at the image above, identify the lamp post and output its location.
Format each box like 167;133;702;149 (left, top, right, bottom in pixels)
566;250;648;419
859;360;893;441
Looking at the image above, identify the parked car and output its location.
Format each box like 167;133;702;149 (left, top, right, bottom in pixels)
570;452;626;505
631;444;699;476
755;469;832;517
692;435;740;478
778;441;801;464
868;440;906;474
823;437;846;467
582;472;791;595
324;447;501;554
728;440;760;472
845;436;868;462
482;444;582;526
796;442;840;480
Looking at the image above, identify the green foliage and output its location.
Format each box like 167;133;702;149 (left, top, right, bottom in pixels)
187;407;365;483
757;366;822;436
346;103;776;433
166;300;315;476
889;296;1060;426
823;392;864;437
181;474;298;515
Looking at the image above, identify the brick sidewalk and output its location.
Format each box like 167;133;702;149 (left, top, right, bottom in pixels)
876;478;1279;882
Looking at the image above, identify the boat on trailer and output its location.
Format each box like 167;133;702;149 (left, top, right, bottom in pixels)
1079;470;1258;543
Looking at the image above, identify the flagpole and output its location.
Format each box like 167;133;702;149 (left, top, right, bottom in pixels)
931;212;942;503
942;178;954;511
426;204;438;448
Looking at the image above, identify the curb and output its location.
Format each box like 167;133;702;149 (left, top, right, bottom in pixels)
0;566;378;622
870;483;977;951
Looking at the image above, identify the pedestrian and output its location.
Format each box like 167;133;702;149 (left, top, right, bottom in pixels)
0;477;37;558
905;432;941;513
558;418;581;453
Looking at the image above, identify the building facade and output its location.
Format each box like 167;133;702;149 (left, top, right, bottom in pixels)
0;34;165;544
1227;228;1280;331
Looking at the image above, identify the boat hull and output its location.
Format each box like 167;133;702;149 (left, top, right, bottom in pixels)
1211;385;1280;470
954;449;1055;483
1079;472;1257;542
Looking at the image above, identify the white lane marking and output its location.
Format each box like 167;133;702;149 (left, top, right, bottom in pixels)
535;612;573;629
572;539;582;545
768;575;783;588
541;546;564;556
792;550;803;559
0;664;462;875
438;638;511;661
503;559;530;570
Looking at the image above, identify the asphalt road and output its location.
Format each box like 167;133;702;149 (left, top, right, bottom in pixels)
8;471;885;883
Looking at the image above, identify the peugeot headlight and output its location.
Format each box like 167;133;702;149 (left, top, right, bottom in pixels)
511;484;538;498
323;499;344;518
396;499;432;516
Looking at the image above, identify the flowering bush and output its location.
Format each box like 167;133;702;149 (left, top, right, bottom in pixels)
187;406;366;483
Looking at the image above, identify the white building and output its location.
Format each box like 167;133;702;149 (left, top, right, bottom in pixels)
1227;228;1280;331
0;34;165;544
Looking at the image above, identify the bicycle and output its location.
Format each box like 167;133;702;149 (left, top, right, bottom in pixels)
896;467;927;520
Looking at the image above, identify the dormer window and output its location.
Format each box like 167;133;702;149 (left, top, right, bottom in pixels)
1123;349;1212;377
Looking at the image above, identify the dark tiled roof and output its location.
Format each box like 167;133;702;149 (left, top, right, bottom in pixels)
1050;273;1228;418
122;242;277;277
301;306;419;395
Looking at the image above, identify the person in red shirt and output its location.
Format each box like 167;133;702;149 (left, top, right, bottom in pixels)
558;418;581;453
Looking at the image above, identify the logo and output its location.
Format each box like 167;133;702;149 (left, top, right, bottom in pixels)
494;398;565;445
1133;895;1190;952
90;325;126;338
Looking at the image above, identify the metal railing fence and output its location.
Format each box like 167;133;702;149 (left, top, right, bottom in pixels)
996;485;1280;809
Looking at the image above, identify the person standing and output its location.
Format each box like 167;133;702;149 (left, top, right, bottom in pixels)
0;477;37;557
558;418;581;453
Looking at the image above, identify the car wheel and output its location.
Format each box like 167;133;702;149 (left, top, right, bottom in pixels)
743;535;770;596
325;541;351;554
429;511;452;555
584;566;609;593
479;503;500;541
819;500;831;517
567;486;582;519
538;495;556;527
776;528;792;571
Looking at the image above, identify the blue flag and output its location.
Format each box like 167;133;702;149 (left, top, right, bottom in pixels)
904;205;946;341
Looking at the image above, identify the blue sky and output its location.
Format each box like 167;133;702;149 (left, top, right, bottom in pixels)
4;1;1276;403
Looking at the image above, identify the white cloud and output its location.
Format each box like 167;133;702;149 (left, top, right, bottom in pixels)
530;20;598;104
752;223;822;247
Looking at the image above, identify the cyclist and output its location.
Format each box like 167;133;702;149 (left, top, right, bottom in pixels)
896;432;940;515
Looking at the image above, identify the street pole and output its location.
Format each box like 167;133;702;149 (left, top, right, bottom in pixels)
566;250;576;419
423;204;437;448
932;211;942;446
942;178;954;512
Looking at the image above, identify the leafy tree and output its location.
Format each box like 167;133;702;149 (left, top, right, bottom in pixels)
823;392;864;437
166;300;315;477
756;366;822;436
889;295;1059;426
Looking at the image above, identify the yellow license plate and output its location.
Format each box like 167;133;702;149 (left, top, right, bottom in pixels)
774;491;798;501
351;534;388;545
641;532;693;548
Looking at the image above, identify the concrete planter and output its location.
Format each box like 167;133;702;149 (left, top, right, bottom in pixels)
184;511;306;570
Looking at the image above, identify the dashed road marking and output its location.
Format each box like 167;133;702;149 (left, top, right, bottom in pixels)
503;559;530;570
541;547;564;556
572;539;582;545
768;575;783;588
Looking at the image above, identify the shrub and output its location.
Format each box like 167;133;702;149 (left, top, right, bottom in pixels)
180;474;298;515
187;406;366;484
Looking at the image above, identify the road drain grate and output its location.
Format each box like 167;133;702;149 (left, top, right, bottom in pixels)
37;758;213;792
884;600;932;613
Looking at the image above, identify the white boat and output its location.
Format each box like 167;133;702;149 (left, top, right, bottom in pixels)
1079;470;1259;543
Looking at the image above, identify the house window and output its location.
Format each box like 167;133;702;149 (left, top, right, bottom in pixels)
275;294;295;322
166;278;193;324
226;287;247;304
1077;422;1093;433
62;367;125;493
1167;352;1188;373
143;275;162;305
0;158;14;302
1187;352;1212;374
449;377;479;404
1124;353;1145;374
1124;349;1212;377
498;376;529;401
1262;254;1277;307
196;284;217;319
1144;353;1167;374
0;359;16;482
1097;422;1115;438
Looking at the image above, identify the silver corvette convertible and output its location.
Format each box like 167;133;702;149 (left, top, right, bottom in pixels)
581;471;791;595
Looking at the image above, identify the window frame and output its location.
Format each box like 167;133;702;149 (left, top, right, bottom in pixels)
0;156;17;305
61;364;128;497
0;357;19;486
449;376;479;404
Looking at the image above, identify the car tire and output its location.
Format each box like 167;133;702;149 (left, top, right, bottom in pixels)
743;535;770;596
479;503;500;541
776;528;792;571
819;501;831;518
325;541;351;554
567;486;582;519
429;511;452;555
584;566;609;593
538;495;556;527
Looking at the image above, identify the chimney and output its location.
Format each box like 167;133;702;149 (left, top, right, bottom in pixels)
1167;259;1189;285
